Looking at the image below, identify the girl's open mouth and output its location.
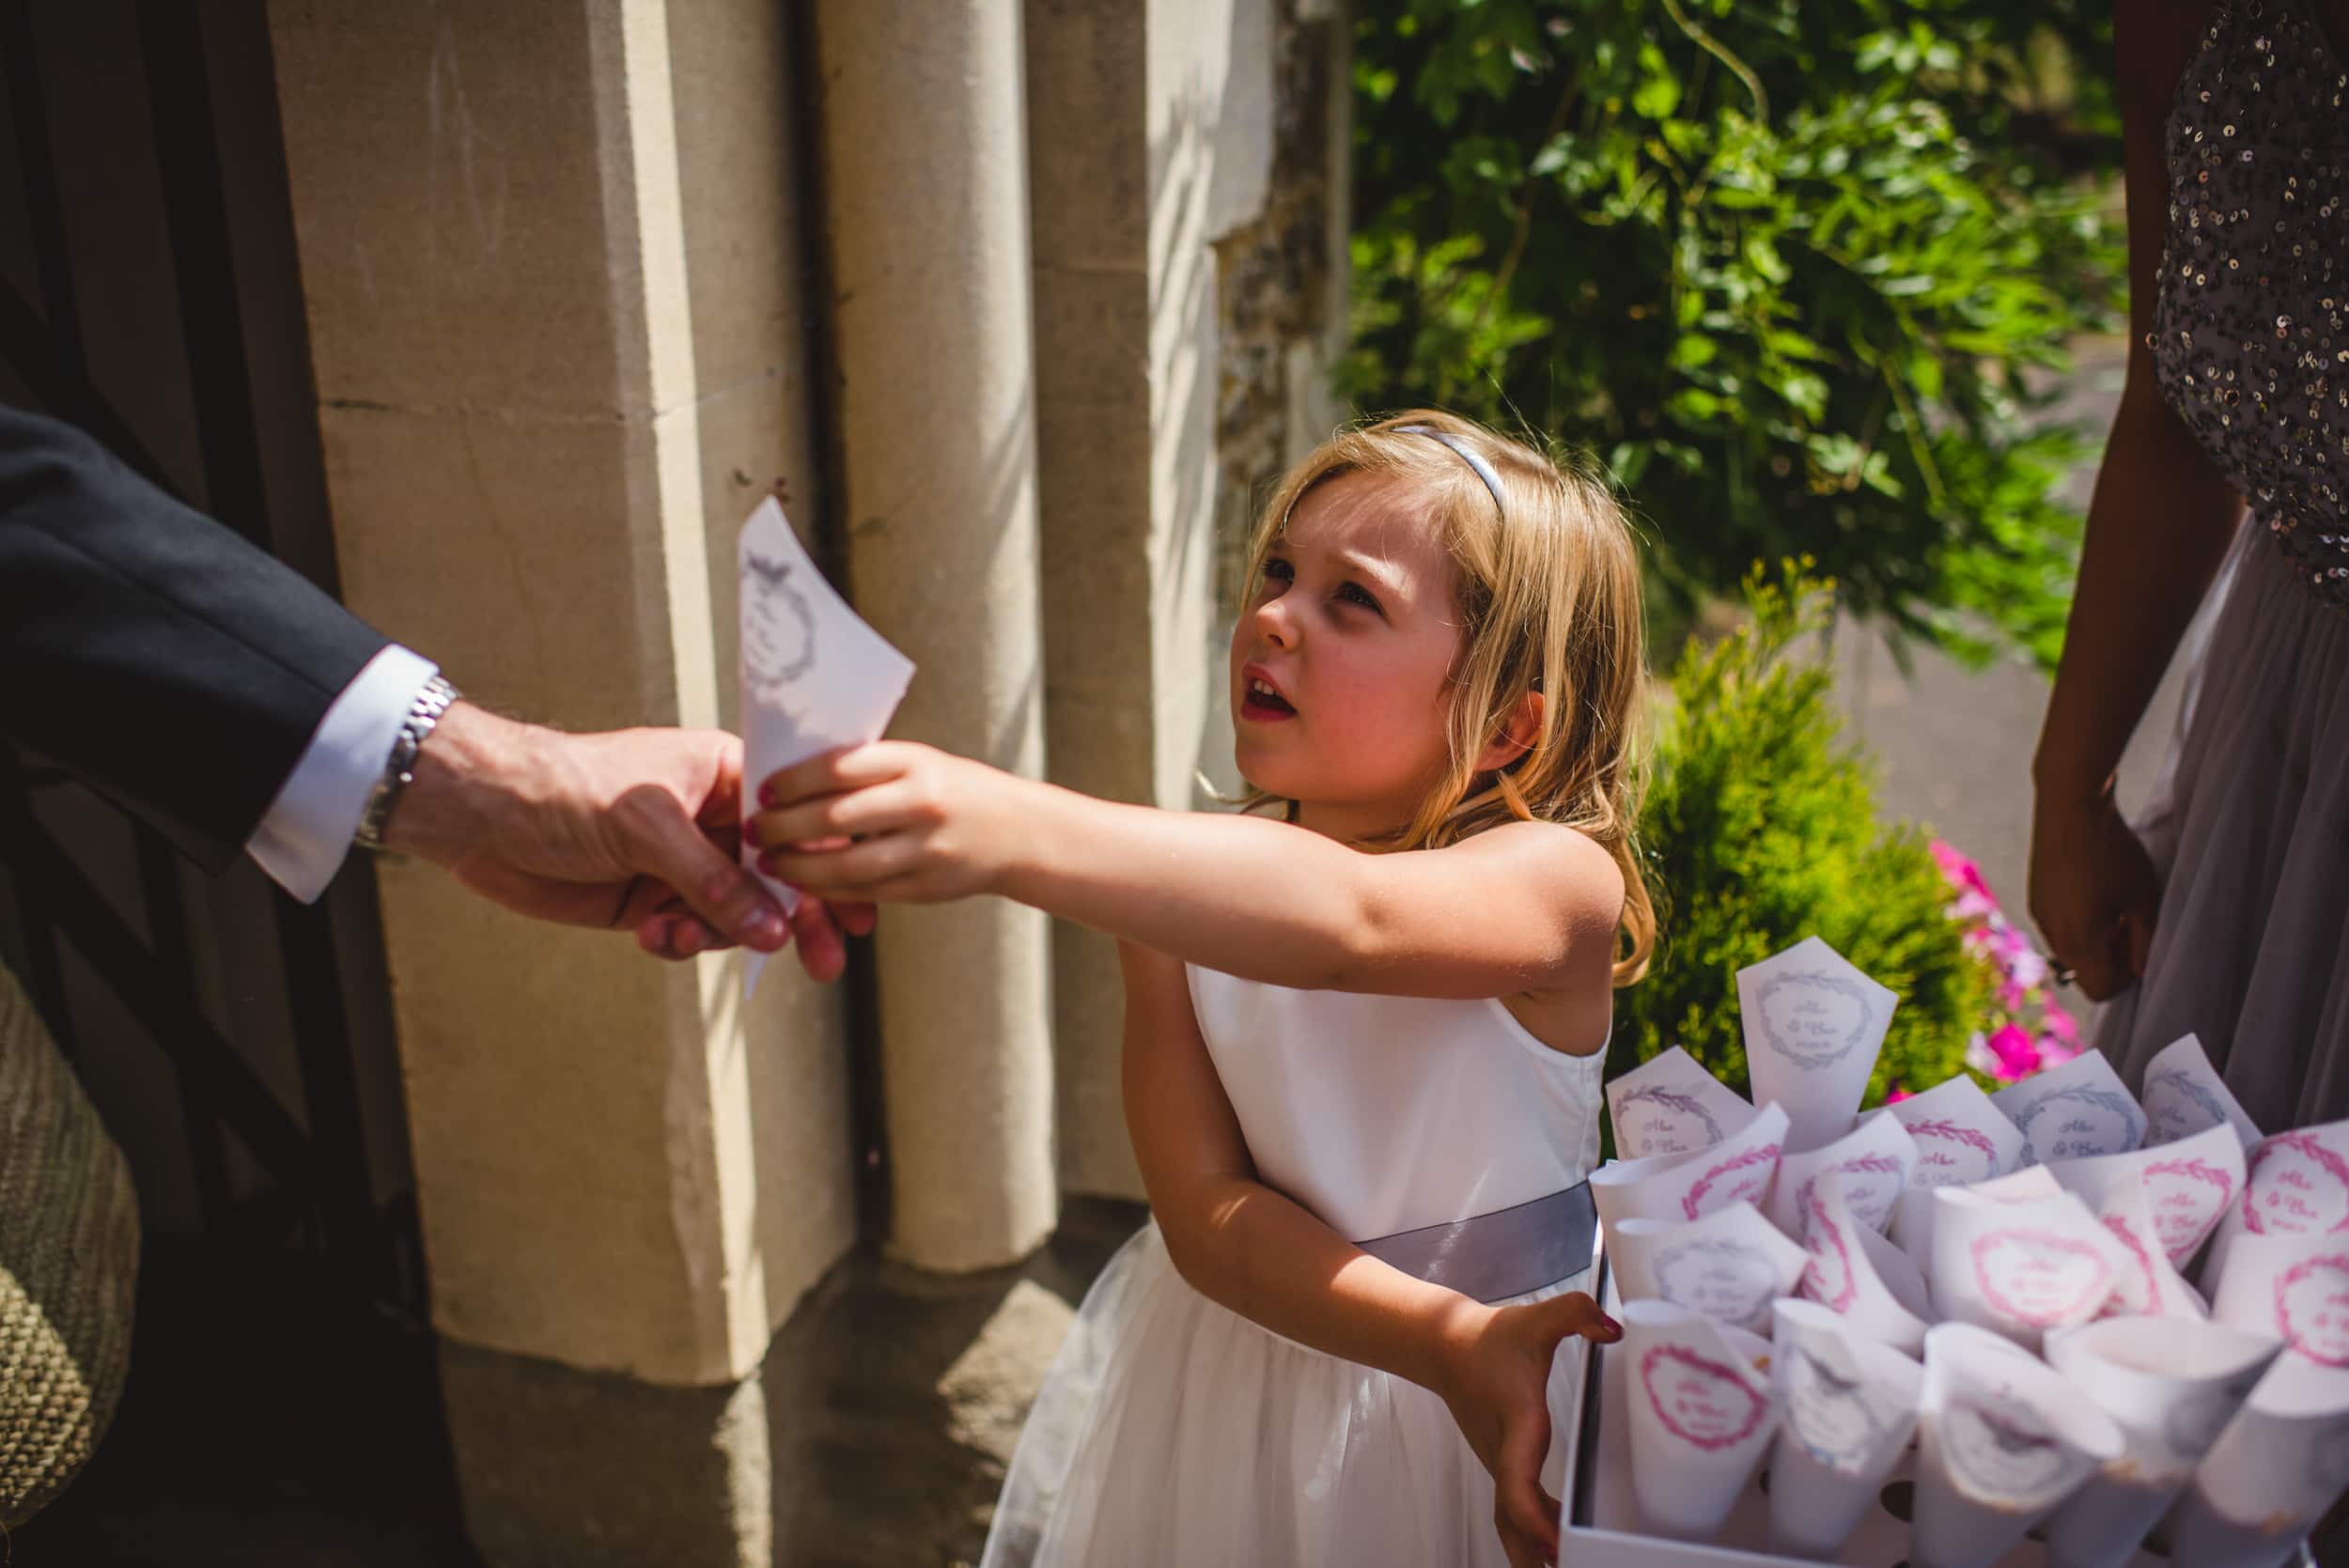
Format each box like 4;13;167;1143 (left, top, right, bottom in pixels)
1240;671;1297;721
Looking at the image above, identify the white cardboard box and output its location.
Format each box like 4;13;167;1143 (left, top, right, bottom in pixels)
1557;1253;2184;1568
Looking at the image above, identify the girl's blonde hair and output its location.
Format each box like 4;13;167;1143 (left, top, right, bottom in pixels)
1237;409;1656;986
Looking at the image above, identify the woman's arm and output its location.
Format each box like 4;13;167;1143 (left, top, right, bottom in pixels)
2028;0;2240;998
750;745;1624;1002
1118;939;1614;1562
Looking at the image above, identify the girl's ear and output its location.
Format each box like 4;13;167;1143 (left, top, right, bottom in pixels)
1475;689;1545;772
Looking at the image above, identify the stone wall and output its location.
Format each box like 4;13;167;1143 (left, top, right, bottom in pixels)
1030;0;1354;1200
259;0;1360;1559
1211;0;1352;617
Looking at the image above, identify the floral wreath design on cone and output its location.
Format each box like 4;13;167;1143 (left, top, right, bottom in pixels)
1753;970;1880;1069
1902;1118;2002;1181
1681;1141;1781;1221
1641;1343;1767;1452
1618;1085;1725;1149
2243;1131;2349;1236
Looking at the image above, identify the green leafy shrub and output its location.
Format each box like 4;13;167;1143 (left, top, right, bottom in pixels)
1345;0;2122;670
1615;567;1990;1109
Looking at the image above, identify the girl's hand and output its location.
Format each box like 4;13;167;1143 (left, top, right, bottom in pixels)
745;741;1032;905
634;890;876;979
2028;783;2161;1001
1436;1292;1621;1567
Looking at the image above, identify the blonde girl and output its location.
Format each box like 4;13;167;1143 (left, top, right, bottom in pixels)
738;410;1654;1567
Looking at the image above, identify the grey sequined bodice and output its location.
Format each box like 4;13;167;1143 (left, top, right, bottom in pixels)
2150;0;2349;600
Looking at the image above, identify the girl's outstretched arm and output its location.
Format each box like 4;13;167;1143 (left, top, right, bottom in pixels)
747;742;1622;1001
1116;939;1616;1565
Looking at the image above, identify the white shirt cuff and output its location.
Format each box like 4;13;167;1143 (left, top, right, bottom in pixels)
245;644;440;904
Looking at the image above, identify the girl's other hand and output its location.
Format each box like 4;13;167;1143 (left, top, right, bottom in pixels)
747;741;1029;905
2027;783;2161;1001
635;890;876;980
1436;1291;1621;1567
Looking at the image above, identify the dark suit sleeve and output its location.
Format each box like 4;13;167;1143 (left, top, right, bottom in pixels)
0;407;392;872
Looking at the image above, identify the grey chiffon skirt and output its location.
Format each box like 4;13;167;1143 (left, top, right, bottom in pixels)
2101;521;2349;1133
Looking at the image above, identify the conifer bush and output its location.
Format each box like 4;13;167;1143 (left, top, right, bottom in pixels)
1617;569;1991;1108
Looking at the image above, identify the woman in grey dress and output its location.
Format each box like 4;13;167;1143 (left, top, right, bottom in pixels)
2030;0;2349;1133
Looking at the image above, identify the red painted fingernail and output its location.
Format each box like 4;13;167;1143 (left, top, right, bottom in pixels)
742;816;763;848
758;782;779;809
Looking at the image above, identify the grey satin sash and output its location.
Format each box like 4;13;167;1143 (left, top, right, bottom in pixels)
1355;1181;1597;1304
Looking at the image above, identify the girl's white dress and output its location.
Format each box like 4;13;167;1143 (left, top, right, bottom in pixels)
980;964;1608;1566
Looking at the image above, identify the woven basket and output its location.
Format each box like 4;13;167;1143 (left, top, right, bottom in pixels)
0;960;139;1528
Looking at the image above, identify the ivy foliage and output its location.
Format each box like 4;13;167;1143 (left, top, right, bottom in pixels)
1345;1;2121;669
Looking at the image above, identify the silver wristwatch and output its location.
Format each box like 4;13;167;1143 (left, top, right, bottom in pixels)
355;673;462;851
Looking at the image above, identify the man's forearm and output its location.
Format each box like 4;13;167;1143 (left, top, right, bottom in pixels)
0;407;391;871
377;701;543;869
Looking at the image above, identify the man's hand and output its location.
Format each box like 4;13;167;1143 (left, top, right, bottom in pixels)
380;701;868;983
629;740;1015;969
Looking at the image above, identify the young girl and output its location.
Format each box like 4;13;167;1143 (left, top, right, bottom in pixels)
740;411;1654;1566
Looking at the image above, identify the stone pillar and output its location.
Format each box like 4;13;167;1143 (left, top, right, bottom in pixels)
810;0;1059;1270
269;1;849;1560
1023;0;1156;1201
1020;0;1283;1198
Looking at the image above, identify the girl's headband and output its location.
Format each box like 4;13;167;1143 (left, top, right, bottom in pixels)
1393;424;1504;514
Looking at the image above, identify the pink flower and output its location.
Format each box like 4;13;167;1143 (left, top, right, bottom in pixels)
1952;888;1999;922
1936;836;2077;1087
1965;1030;1998;1078
1993;925;2048;989
1984;1022;2041;1082
1886;1081;1913;1103
1930;839;1999;910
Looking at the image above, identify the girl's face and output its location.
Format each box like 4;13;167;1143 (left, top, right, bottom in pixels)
1230;471;1468;841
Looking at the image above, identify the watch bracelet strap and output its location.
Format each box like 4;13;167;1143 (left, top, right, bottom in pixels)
355;673;461;851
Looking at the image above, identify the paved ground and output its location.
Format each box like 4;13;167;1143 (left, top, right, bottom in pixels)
764;1197;1143;1567
12;1202;1146;1568
9;1242;478;1568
